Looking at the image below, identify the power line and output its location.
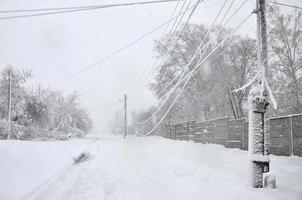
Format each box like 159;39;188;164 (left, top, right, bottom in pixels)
0;0;184;21
94;0;255;113
170;0;194;36
131;0;234;102
154;0;236;100
269;1;302;10
164;0;182;34
128;0;201;99
136;0;231;124
127;0;192;98
154;0;246;104
0;0;184;13
168;0;188;35
142;12;253;136
137;0;249;128
126;0;184;97
48;3;195;86
155;0;248;107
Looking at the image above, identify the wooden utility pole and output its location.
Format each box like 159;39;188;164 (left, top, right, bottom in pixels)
248;0;270;188
7;68;12;139
124;94;127;139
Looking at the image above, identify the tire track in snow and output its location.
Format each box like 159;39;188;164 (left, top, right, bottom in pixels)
21;137;101;200
101;139;140;200
60;141;104;200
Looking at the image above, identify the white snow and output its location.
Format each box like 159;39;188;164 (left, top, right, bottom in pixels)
0;137;95;200
1;135;302;200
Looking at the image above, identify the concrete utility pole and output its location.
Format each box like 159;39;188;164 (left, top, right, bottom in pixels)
124;94;127;139
248;0;270;188
7;68;12;140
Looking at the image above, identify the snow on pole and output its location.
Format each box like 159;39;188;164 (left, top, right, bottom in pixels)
248;85;269;188
248;0;271;188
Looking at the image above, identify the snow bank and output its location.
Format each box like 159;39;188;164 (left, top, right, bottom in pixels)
102;136;302;200
0;137;94;200
1;135;302;200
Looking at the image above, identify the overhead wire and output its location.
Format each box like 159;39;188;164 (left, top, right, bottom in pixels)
143;12;253;136
89;10;256;106
48;4;195;86
1;0;256;135
170;0;195;35
129;0;192;98
154;0;245;103
168;0;189;35
127;0;194;98
156;0;236;100
163;0;181;34
135;0;229;124
152;0;247;109
269;1;302;10
131;0;232;102
136;0;239;124
0;0;185;20
0;0;184;13
128;0;201;99
126;0;184;97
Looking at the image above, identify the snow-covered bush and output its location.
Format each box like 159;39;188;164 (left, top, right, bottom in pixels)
0;66;93;140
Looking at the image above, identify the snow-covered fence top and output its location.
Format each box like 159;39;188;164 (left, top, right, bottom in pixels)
164;114;302;157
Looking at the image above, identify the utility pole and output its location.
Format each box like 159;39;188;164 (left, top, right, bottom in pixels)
7;68;12;140
124;94;127;139
248;0;270;188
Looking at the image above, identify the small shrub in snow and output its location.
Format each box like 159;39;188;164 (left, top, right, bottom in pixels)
73;152;90;164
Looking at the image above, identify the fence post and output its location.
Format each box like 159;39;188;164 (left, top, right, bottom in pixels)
165;124;168;138
241;119;244;150
289;116;294;156
187;122;189;141
213;122;216;144
226;118;229;148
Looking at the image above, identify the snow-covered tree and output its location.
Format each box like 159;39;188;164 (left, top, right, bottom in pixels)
0;65;93;139
148;23;257;122
0;65;32;121
268;6;302;114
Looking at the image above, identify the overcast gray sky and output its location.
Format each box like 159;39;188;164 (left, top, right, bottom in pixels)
0;0;300;133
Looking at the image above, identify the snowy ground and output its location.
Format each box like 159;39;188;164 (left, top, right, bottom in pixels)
0;135;302;200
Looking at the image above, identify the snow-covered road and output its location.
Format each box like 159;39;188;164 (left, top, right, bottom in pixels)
1;135;302;200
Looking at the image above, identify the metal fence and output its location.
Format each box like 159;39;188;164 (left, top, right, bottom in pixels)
163;114;302;157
